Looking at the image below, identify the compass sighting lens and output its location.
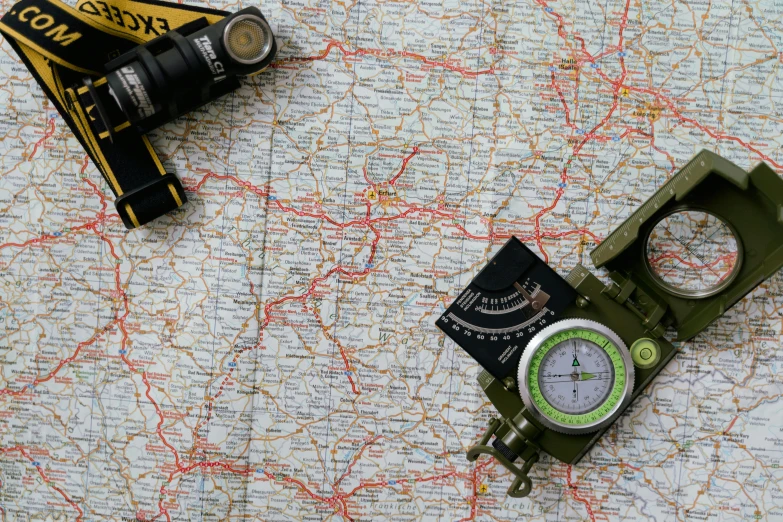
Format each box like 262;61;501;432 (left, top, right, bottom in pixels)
645;210;742;298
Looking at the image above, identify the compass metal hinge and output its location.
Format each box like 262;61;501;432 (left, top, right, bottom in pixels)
603;272;668;338
467;412;542;498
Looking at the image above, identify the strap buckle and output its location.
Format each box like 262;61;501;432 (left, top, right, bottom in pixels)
114;173;186;229
82;76;116;143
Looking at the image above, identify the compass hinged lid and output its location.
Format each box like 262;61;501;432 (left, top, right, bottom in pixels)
590;150;783;341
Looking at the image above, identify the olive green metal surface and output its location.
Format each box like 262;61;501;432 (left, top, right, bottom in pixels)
466;151;783;497
480;266;677;465
591;150;783;341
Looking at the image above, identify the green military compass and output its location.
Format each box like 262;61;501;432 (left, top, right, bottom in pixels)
436;150;783;497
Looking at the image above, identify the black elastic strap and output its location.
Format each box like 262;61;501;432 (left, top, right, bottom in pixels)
0;0;228;228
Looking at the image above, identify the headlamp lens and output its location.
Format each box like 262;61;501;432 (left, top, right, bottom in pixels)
224;15;272;64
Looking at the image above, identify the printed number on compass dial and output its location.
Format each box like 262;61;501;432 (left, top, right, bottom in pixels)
538;338;614;414
523;324;631;431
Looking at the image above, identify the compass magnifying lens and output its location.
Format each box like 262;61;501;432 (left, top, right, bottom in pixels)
645;210;741;298
537;338;615;414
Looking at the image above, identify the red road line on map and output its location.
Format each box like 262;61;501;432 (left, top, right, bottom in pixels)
0;447;84;521
194;172;363;229
540;0;783;171
585;62;783;169
0;333;95;396
277;40;495;78
196;171;601;245
648;252;737;275
150;465;470;521
567;464;596;522
0;207;183;522
619;129;677;172
339;470;459;499
210;260;366;400
0;218;104;252
595;66;783;169
389;147;419;185
82;172;110;215
0;219;119;396
144;448;485;521
458;466;480;521
100;226;186;522
80;154;90;174
531;0;631;262
724;415;740;434
639;88;783;169
210;234;382;399
143;370;182;466
335;436;383;487
362;167;378;191
552;72;575;130
94;224;188;493
27;118;55;161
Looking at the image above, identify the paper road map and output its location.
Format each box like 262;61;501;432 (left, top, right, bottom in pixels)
1;0;782;519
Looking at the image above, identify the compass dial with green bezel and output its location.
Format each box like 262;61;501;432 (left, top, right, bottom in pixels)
518;319;634;434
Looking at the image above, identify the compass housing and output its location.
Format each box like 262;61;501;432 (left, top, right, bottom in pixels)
444;151;783;499
518;319;634;435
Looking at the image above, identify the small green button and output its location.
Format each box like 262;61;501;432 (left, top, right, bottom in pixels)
630;338;660;369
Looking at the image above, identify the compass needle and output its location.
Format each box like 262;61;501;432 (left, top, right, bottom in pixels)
521;320;630;427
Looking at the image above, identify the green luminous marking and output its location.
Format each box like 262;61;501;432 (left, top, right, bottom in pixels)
630;338;660;369
528;328;626;426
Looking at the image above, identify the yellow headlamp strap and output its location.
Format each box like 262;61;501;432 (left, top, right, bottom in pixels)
0;0;228;229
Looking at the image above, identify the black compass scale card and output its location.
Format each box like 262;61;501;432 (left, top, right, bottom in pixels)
436;237;576;380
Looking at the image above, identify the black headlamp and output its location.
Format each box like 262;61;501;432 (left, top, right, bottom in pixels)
0;0;278;229
87;6;277;137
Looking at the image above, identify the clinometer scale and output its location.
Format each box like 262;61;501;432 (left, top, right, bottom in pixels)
439;150;783;497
